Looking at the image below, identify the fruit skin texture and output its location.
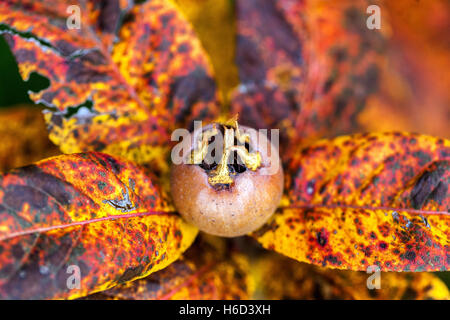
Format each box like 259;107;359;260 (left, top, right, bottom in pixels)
170;125;284;237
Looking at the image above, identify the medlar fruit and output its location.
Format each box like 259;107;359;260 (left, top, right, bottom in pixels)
170;117;283;237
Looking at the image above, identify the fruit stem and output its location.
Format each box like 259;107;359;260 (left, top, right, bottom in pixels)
190;124;218;164
190;117;262;186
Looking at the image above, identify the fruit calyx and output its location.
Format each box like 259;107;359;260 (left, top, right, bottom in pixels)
189;116;262;187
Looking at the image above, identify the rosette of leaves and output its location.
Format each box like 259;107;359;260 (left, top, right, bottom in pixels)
0;0;448;300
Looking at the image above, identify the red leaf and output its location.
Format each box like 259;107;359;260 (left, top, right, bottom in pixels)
0;152;197;299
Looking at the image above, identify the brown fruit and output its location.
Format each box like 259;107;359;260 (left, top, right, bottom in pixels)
170;119;283;237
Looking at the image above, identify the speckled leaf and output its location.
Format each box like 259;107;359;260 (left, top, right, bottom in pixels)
0;152;198;299
86;0;132;50
85;235;252;300
0;106;60;172
111;0;219;131
0;0;219;167
253;132;450;271
171;0;239;106
255;253;449;300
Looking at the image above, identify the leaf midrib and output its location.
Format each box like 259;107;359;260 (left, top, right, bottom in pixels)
0;210;176;242
281;203;449;216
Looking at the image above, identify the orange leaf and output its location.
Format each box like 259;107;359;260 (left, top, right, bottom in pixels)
255;253;450;300
86;235;252;300
112;0;219;130
0;152;197;299
253;132;449;271
0;0;219;167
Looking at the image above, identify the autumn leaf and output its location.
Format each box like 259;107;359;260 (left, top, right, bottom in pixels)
85;235;252;300
0;0;219;168
86;0;132;51
0;105;60;172
253;132;449;271
230;0;450;147
0;152;197;299
254;253;450;300
0;0;448;301
171;0;239;108
230;0;388;144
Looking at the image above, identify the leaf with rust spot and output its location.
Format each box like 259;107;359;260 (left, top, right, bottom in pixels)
253;132;450;272
0;152;198;299
84;235;252;300
0;0;219;169
255;253;450;299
